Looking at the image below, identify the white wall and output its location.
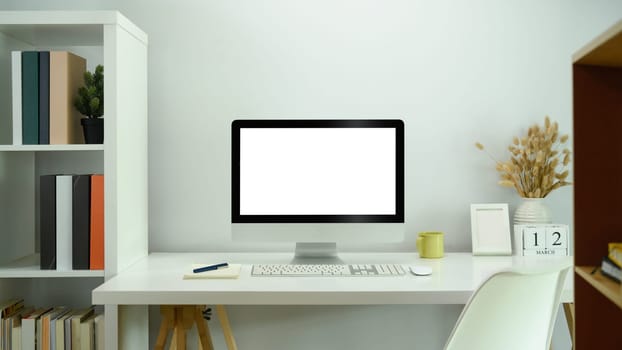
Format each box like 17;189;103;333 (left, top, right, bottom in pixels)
3;0;621;348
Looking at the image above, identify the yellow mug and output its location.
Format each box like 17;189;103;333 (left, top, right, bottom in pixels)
417;231;444;258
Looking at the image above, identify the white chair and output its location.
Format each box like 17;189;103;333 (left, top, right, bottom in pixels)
444;263;572;350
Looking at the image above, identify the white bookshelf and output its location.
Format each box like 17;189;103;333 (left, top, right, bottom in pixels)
0;11;149;349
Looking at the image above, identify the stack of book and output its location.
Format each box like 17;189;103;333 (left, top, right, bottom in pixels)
0;298;104;350
600;243;622;283
11;51;86;145
40;174;104;271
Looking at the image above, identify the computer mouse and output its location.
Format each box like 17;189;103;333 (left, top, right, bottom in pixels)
409;265;432;276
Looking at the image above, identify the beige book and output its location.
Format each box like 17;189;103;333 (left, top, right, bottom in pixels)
79;314;96;350
49;51;86;144
94;313;104;350
71;307;94;350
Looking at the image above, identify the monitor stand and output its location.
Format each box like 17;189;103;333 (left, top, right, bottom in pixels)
291;242;344;264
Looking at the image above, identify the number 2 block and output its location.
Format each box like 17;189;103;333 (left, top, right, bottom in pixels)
545;225;568;254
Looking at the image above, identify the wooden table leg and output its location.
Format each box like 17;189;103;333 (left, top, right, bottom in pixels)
216;305;238;350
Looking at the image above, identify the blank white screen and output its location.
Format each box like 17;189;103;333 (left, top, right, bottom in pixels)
239;128;396;215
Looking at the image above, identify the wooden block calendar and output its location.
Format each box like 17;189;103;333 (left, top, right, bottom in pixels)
513;224;569;256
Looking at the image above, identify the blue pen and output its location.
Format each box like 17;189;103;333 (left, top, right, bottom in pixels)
193;262;229;273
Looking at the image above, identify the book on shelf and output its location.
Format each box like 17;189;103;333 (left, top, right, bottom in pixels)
55;309;73;350
49;51;86;145
72;175;91;270
10;306;34;350
1;298;24;349
601;255;622;283
40;175;57;270
11;51;22;145
0;298;24;319
64;311;73;350
57;175;74;271
21;307;52;350
39;51;50;145
21;51;39;145
79;313;97;350
70;307;94;350
40;307;67;350
90;175;104;270
94;313;104;350
608;242;622;268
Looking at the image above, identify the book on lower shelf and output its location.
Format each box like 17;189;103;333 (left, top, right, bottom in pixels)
0;298;103;350
601;255;622;283
21;307;52;350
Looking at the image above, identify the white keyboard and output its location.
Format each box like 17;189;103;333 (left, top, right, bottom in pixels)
251;264;406;276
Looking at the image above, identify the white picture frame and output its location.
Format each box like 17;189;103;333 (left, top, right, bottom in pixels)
470;203;512;255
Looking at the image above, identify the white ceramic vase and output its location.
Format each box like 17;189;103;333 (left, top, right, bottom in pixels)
513;198;552;225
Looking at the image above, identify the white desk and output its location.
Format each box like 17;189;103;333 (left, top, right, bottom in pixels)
93;252;573;305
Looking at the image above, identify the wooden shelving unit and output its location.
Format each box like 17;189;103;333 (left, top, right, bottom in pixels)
573;18;622;349
575;266;622;309
0;11;149;349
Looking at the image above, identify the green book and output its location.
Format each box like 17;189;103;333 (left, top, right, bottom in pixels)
21;51;39;144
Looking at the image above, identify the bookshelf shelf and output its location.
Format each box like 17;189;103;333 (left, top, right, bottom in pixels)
573;17;622;349
0;144;104;151
575;266;622;309
0;11;148;349
0;254;105;278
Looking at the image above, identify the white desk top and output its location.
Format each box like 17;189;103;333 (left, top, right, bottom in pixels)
92;252;573;305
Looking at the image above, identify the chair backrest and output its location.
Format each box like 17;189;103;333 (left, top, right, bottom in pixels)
443;263;571;350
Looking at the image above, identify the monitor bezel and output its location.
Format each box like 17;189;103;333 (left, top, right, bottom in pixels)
231;119;404;223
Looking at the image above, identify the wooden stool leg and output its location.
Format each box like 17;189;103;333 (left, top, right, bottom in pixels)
169;329;177;350
155;319;170;350
563;302;575;350
175;307;187;350
156;306;175;350
194;306;214;350
216;305;238;350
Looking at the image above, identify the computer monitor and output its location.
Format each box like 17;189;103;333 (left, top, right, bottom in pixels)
231;119;404;263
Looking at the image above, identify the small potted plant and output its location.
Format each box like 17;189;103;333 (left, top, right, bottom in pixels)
74;64;104;144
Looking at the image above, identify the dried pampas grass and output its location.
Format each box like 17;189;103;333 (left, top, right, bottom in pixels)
476;116;572;198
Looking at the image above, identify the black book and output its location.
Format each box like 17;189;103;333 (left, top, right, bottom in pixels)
40;174;57;269
601;255;622;283
38;51;50;144
72;174;91;269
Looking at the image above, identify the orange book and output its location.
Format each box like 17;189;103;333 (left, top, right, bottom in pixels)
90;174;104;269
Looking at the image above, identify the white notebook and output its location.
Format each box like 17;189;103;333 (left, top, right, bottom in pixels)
183;264;241;279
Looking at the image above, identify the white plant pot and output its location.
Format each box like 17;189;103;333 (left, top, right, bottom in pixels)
513;198;553;225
